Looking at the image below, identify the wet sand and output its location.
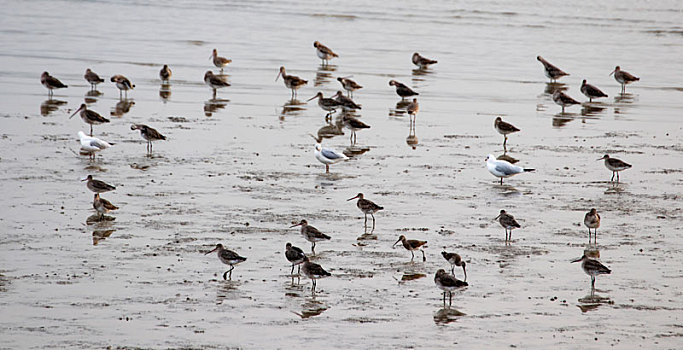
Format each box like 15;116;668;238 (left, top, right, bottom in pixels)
0;0;682;349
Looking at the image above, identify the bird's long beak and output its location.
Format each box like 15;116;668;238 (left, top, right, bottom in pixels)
289;223;302;228
205;247;218;255
80;177;88;181
275;71;281;82
494;214;501;220
209;54;213;60
307;95;318;102
347;195;359;201
609;69;615;76
392;239;401;247
69;106;84;119
596;156;606;161
571;256;584;263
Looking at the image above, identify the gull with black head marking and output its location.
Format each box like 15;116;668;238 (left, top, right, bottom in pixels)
84;69;104;90
313;41;338;65
110;74;135;99
584;208;601;244
285;242;306;276
495;210;520;242
435;269;468;306
552;90;580;113
389;80;418;100
494;117;519;151
205;243;246;280
131;124;166;153
93;193;118;220
348;193;383;231
441;251;467;281
301;256;331;293
82;175;115;193
485;154;534;185
597;154;631;182
78;131;112;160
412;52;437;69
70;104;109;136
572;254;611;290
41;71;67;97
580;79;607;102
290;219;330;255
610;66;639;93
393;235;427;262
337;77;362;98
537;56;569;83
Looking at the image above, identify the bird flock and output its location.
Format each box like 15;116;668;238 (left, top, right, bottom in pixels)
42;42;637;303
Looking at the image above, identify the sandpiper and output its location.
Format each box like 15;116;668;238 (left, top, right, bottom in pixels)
347;193;383;231
301;256;331;293
537;56;569;82
552;90;580;113
310;134;348;173
389;80;418;100
494;117;519;151
84;69;104;90
93;193;118;220
276;66;308;99
159;64;172;82
313;41;338;65
435;269;468;306
580;80;607;102
393;235;427;262
406;98;419;121
333;90;361;110
337;77;362;97
610;66;639;93
69;104;110;136
82;175;115;193
205;243;246;280
494;210;520;242
290;219;331;255
412;52;438;69
131;124;166;153
597;154;631;182
41;72;67;97
211;49;232;73
584;208;601;244
308;92;340;120
78;131;112;160
204;71;230;97
572;254;611;290
285;242;306;275
110;74;135;99
341;115;370;145
441;251;467;281
485;154;534;185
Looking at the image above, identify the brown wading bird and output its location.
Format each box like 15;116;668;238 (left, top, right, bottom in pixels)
110;74;135;99
290;219;331;255
347;193;383;231
572;254;611;290
41;71;67;97
580;79;607;102
159;64;172;82
285;242;306;276
407;98;419;122
131;124;166;153
552;90;580;113
597;154;631;182
211;49;232;73
341;114;370;145
584;208;601;244
495;210;520;242
393;235;427;262
93;193;118;220
441;251;467;281
308;91;340;120
277;66;308;99
82;175;115;193
434;269;468;306
537;56;569;83
84;69;104;90
205;243;246;280
337;77;362;97
610;66;639;93
313;41;338;65
301;256;331;293
494;116;519;151
204;70;230;98
70;103;110;136
389;80;418;100
333;90;361;111
412;52;437;69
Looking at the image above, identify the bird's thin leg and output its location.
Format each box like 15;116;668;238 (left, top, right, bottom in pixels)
443;291;446;306
616;172;620;183
611;172;615;182
325;164;329;173
90;124;93;137
449;292;453;307
363;214;368;230
290;264;295;276
591;276;595;290
503;136;508;152
410;251;415;261
311;242;316;256
500;177;503;185
371;213;376;232
421;249;426;262
297;265;301;275
451;266;455;276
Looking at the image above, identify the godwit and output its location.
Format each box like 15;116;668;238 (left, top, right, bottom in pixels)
131;124;166;153
610;66;639;93
393;235;427;262
333;90;361;111
441;251;467;281
341;115;370;145
301;256;331;293
412;52;438;69
308;92;340;120
93;193;118;220
552;90;580;113
494;117;519;151
290;219;331;255
580;80;607;102
310;134;348;173
485;154;534;185
82;175;115;193
337;77;362;97
84;69;104;90
495;210;521;242
406;98;419;122
347;193;383;231
78;131;112;160
211;49;232;73
110;75;135;99
69;104;110;136
313;41;338;65
41;72;67;97
205;243;246;280
285;242;306;275
204;71;230;98
537;56;569;82
159;64;172;82
572;254;611;290
276;66;308;99
597;154;631;182
389;80;418;100
584;208;601;244
435;269;468;306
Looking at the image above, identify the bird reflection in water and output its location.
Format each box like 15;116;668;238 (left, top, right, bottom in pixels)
433;307;466;325
314;64;336;87
40;99;67;116
159;83;171;102
92;229;115;245
204;98;229;117
614;92;635;105
215;281;241;305
552;113;573;128
406;119;418;149
279;98;306;120
544;82;567;96
84;90;103;104
389;99;412;117
292;296;328;319
316;118;344;140
110;99;135;118
581;103;606;117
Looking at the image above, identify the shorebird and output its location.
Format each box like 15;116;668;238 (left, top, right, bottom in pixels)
597;154;631;182
204;71;230;97
82;175;115;193
393;235;427;262
441;251;467;281
435;269;468;306
537;56;569;83
584;208;601;244
69;104;110;136
78;131;112;160
159;64;172;82
313;41;338;65
210;49;232;73
310;135;348;173
485;154;534;185
131;124;166;153
389;80;419;100
552;90;580;112
572;254;611;290
93;193;118;220
580;80;607;102
276;66;308;99
412;52;438;69
301;256;331;293
205;243;246;280
610;66;639;93
337;77;362;97
347;193;383;231
406;98;419;121
494;117;519;151
84;69;104;90
110;75;134;99
290;219;331;255
495;210;521;242
341;115;370;144
308;92;340;120
285;242;306;275
41;72;67;97
333;90;361;110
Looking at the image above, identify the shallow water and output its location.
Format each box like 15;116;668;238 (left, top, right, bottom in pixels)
1;0;682;348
